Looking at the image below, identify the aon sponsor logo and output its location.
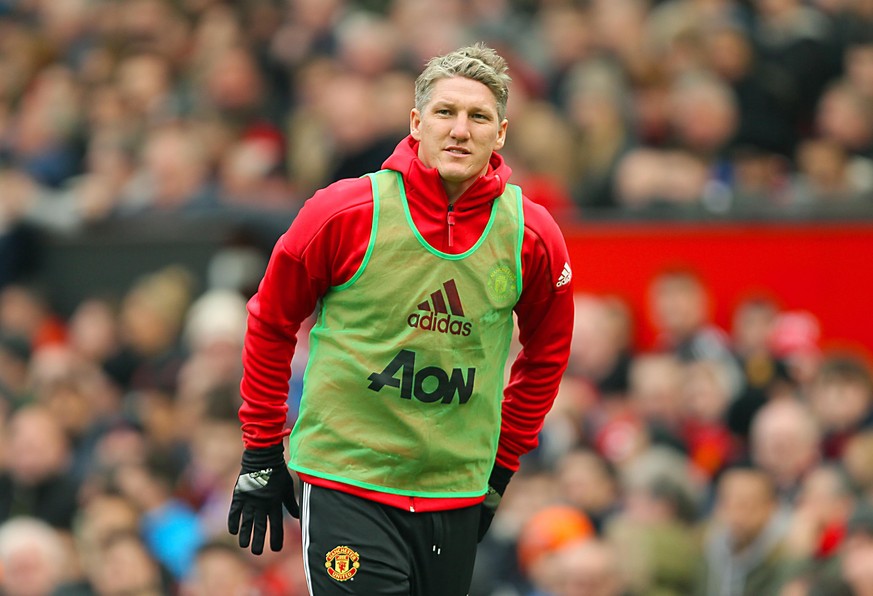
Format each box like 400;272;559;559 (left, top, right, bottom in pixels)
367;349;475;404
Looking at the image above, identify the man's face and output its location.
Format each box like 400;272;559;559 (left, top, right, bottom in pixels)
716;471;775;550
410;76;507;200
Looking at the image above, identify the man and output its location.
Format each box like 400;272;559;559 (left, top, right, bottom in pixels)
697;466;792;596
228;43;574;595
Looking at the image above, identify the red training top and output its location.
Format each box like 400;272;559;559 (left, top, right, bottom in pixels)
239;136;574;512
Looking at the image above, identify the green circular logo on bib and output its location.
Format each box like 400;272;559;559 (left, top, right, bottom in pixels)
487;264;516;306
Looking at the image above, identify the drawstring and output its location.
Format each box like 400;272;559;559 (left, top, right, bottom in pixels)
431;512;443;556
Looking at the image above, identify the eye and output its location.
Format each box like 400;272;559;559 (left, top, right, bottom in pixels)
471;112;491;121
435;108;452;116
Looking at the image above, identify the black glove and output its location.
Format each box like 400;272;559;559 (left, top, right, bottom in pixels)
228;443;299;555
477;464;513;542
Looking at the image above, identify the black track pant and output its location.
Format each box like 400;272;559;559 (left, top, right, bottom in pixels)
300;482;480;595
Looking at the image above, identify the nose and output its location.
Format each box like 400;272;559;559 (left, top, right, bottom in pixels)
450;114;471;140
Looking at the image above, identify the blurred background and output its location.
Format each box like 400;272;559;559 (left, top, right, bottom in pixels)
1;0;873;595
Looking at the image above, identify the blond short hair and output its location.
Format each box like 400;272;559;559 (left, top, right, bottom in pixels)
415;43;511;120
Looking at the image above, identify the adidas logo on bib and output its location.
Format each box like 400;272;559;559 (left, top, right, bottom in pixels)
406;279;473;336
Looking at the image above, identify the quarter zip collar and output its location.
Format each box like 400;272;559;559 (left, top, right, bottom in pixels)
382;135;512;212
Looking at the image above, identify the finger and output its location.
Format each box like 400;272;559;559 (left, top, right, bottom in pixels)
239;504;254;549
228;499;243;535
269;505;284;552
252;509;268;555
284;488;300;519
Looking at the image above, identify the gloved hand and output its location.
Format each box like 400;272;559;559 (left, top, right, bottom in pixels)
228;443;299;555
477;464;514;542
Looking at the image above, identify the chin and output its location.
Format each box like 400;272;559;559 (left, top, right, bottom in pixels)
439;166;475;183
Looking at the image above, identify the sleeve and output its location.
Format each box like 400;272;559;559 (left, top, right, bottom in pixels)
239;178;374;448
495;200;574;471
238;238;321;449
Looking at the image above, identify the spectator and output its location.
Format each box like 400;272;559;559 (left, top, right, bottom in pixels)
628;352;687;452
750;0;840;139
179;288;247;397
5;65;83;189
842;431;873;499
88;530;172;596
181;540;260;596
783;464;856;561
769;310;824;389
750;398;822;503
704;19;799;159
0;283;66;351
564;59;636;210
569;294;634;398
0;516;68;596
472;470;562;595
199;45;272;127
0;405;79;530
530;2;593;107
808;354;873;459
668;70;739;162
548;538;630;596
839;501;873;594
120;124;215;214
697;465;793;596
516;505;595;595
680;357;738;478
176;385;245;538
845;34;873;100
114;51;182;126
27;344;122;483
556;448;620;533
727;296;792;442
502;101;578;218
606;448;702;596
647;268;739;383
118;265;194;394
65;296;133;391
112;452;205;580
792;137;873;205
815;79;873;160
614;147;711;209
67;490;142;594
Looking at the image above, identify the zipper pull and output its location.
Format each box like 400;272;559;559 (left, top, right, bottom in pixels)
447;204;455;248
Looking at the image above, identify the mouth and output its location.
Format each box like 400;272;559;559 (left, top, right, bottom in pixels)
445;146;471;155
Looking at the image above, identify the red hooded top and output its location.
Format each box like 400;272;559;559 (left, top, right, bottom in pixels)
240;136;574;511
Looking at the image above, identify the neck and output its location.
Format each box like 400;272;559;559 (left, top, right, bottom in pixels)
442;179;474;203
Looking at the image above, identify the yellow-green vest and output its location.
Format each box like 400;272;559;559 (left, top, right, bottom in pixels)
288;170;523;498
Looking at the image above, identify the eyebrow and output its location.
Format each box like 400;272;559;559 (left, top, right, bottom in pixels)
430;99;496;114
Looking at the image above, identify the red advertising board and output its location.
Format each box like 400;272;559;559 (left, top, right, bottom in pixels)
563;221;873;359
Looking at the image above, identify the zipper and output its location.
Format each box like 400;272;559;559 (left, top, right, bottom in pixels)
409;496;415;513
446;203;455;248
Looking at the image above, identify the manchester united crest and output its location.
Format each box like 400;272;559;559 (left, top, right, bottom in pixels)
325;545;361;581
487;263;516;307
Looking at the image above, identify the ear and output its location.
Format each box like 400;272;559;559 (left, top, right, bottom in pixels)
493;118;508;151
410;108;422;141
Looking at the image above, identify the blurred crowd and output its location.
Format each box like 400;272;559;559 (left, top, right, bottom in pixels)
0;0;873;232
3;0;873;595
474;270;873;596
2;261;873;595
